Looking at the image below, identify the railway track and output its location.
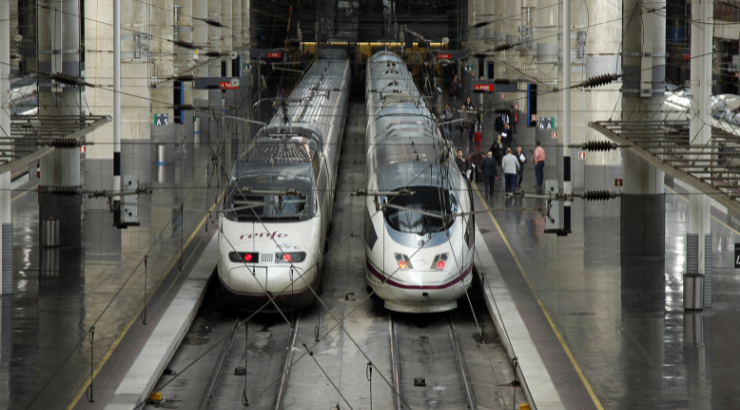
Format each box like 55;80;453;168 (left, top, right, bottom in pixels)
204;313;301;410
390;312;476;410
147;282;304;410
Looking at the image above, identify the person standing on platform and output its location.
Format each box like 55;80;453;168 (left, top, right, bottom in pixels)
501;147;520;196
458;105;466;138
455;149;470;176
516;146;526;188
481;151;499;198
534;141;546;188
464;97;473;109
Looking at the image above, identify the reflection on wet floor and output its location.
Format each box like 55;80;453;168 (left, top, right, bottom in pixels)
0;143;217;410
442;103;740;408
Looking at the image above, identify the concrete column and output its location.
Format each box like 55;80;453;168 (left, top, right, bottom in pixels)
493;0;507;78
0;171;9;295
243;0;251;51
620;0;666;256
582;0;622;217
475;0;485;46
85;0;150;210
208;0;221;78
37;0;83;245
174;0;193;100
233;0;242;54
85;0;114;210
1;0;10;294
150;0;174;185
221;0;232;76
685;0;713;309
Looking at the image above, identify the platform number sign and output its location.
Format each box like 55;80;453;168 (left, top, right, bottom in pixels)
735;243;740;268
154;113;169;126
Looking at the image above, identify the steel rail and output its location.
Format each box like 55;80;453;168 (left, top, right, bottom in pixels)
389;314;402;410
199;318;241;410
447;314;476;410
275;315;301;410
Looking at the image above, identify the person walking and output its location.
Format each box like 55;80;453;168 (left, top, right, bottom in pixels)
468;108;477;143
516;146;526;188
501;147;520;196
489;135;504;172
499;122;511;149
468;151;483;182
458;105;466;138
481;151;499;198
534;141;546;187
443;104;452;138
451;75;460;101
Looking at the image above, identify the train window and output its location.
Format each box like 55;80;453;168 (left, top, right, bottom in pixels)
384;187;458;235
274;195;307;216
232;195;265;220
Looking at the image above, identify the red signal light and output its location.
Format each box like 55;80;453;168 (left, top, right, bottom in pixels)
436;260;445;270
398;260;407;270
244;253;253;262
283;253;291;262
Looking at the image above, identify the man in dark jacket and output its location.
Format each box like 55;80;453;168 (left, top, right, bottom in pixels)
455;149;470;176
480;151;499;198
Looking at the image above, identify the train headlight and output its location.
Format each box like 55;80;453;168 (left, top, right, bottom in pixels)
431;253;448;270
394;253;412;270
229;252;259;263
275;252;307;263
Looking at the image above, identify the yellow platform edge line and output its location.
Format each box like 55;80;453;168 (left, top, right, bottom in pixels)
665;185;740;237
472;183;605;410
65;196;220;410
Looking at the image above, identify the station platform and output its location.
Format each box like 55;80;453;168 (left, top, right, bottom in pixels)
451;129;739;408
0;144;219;410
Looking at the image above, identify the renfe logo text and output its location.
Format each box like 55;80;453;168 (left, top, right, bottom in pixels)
240;232;288;240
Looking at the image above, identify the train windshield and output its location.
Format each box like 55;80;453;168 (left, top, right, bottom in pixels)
384;187;458;235
225;174;314;222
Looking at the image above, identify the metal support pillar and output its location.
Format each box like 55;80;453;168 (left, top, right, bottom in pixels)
685;0;713;310
0;172;10;295
113;0;121;220
562;0;572;232
0;0;10;294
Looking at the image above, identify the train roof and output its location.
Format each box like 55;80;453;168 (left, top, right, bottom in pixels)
376;160;461;192
232;160;313;183
232;138;314;182
260;57;349;145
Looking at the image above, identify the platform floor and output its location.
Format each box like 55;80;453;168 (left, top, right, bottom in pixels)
0;145;218;410
449;124;740;408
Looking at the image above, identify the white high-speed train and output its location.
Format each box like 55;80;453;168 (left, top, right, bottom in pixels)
217;49;350;311
363;51;475;313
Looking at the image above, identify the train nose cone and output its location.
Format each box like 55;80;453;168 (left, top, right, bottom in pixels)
388;271;455;303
